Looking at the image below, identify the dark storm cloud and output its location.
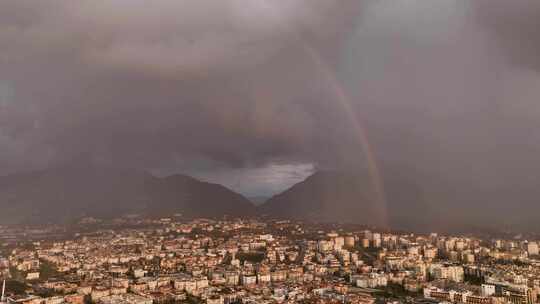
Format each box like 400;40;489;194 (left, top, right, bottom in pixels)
1;0;540;201
339;0;540;228
0;0;363;178
474;0;540;72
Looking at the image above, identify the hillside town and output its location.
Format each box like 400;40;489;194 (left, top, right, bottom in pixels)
1;218;540;304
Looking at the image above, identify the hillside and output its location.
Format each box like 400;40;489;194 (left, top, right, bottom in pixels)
0;165;255;224
259;170;438;231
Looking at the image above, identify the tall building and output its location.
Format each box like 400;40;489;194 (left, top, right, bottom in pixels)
344;236;355;248
361;239;370;248
527;242;539;256
429;264;464;283
372;233;382;248
334;237;345;250
363;230;373;241
481;284;496;297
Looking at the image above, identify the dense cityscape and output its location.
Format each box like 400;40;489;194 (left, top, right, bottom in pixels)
1;1;539;304
1;217;540;304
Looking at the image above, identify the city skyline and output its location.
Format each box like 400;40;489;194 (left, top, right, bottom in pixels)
2;1;540;303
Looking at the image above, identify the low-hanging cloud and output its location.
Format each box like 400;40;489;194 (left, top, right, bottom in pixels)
0;0;363;178
339;0;540;227
0;0;539;203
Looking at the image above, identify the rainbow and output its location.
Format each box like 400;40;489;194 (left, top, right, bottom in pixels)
256;1;389;227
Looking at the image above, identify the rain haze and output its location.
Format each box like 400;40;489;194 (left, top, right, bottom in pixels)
1;0;540;231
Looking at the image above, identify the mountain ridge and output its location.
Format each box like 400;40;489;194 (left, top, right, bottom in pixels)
0;165;256;224
259;170;388;226
3;167;537;233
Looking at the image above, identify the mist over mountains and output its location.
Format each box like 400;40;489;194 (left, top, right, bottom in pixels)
259;170;433;231
262;170;540;234
0;1;539;235
0;165;538;234
0;165;255;224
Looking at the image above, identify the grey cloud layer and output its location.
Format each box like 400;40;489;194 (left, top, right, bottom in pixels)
339;0;540;224
0;0;363;176
1;1;539;201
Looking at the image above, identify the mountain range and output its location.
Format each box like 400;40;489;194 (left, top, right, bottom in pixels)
259;170;432;231
0;165;255;224
0;165;438;230
259;171;386;226
0;165;537;233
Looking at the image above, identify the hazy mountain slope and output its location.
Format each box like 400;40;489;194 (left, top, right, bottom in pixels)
146;174;256;218
259;170;438;230
0;165;255;224
259;171;387;226
259;170;540;233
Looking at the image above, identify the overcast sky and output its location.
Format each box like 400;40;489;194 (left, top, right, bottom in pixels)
1;0;539;197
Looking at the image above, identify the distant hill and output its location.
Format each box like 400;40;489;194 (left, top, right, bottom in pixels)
0;165;255;224
3;165;538;233
259;170;433;230
145;174;256;218
259;171;388;226
259;170;540;233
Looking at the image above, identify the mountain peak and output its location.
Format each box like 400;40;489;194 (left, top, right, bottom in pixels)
259;170;386;225
0;166;254;224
